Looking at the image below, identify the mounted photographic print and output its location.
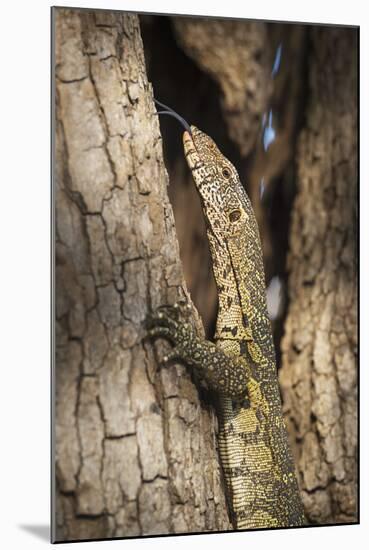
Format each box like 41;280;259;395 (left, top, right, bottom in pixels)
51;5;358;543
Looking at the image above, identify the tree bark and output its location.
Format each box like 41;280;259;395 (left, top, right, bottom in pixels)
279;27;358;524
53;8;231;542
173;17;272;157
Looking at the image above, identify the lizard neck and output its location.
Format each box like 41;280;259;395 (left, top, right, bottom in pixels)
207;229;251;342
207;225;274;363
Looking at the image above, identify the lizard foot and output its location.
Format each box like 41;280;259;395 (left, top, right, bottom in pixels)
145;305;196;367
145;305;249;399
146;304;196;347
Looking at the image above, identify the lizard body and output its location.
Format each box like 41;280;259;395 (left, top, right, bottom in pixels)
148;112;305;529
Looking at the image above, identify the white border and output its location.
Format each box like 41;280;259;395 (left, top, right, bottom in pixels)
1;1;366;549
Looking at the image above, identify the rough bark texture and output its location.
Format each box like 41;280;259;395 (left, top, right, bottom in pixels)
53;8;231;542
173;17;272;157
279;27;358;524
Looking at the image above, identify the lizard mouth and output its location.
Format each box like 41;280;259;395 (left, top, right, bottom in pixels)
183;129;225;249
183;127;203;171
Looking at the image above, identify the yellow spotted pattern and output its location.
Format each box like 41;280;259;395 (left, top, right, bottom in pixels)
182;127;305;529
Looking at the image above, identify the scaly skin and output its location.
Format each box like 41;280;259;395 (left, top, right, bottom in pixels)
147;126;305;529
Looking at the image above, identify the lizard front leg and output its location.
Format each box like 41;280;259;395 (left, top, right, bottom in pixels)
146;306;252;400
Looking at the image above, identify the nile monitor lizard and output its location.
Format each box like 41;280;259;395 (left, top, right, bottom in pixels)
147;101;305;530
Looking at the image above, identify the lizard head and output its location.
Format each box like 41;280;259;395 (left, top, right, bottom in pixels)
154;98;250;241
183;127;249;242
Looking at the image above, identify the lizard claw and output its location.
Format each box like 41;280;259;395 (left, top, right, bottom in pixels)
153;301;193;321
161;348;181;366
155;304;181;321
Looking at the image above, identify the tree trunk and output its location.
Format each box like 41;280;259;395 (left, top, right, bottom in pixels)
173;17;273;157
279;27;358;524
53;8;231;542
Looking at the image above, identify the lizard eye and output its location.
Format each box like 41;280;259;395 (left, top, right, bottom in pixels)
229;210;241;222
222;167;231;179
